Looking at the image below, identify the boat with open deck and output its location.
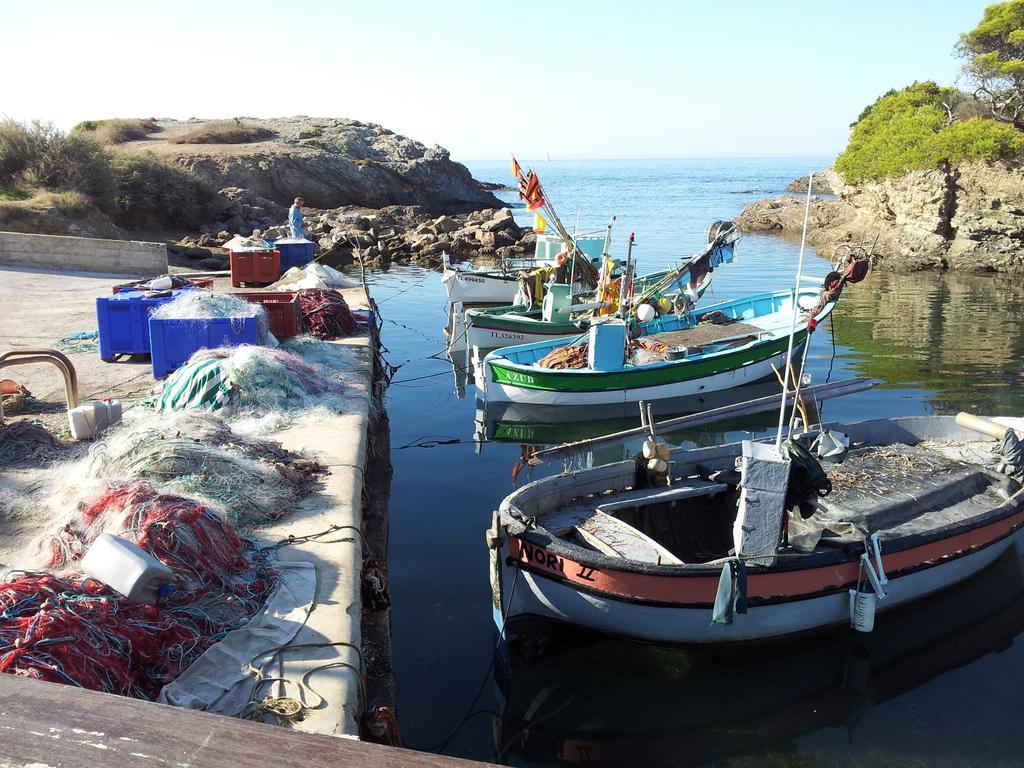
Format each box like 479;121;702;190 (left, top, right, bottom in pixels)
488;414;1024;644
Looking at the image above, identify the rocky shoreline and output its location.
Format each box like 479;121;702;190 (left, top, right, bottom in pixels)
737;161;1024;273
170;204;534;271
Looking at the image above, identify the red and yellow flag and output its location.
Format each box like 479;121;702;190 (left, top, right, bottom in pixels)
510;155;522;180
533;213;547;234
522;171;545;211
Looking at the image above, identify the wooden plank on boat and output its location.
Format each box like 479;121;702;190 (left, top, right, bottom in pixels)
540;481;727;538
595;481;729;514
574;510;684;565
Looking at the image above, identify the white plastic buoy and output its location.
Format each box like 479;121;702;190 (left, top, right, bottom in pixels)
642;437;658;459
647;457;668;474
149;275;173;290
80;533;173;604
850;584;877;633
635;303;656;323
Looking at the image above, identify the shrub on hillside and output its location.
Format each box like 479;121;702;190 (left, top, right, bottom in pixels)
835;82;1024;182
169;120;276;145
110;153;219;230
73;118;160;144
0;120;116;204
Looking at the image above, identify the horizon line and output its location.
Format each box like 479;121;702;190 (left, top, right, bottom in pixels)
459;154;837;163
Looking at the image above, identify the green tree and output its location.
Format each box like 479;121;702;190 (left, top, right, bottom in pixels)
957;0;1024;129
835;82;1024;182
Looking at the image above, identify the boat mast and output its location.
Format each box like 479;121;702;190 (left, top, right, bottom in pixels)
773;173;814;454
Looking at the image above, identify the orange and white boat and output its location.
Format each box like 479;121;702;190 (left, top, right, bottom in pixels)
488;414;1024;644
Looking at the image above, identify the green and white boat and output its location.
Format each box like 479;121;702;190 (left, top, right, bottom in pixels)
477;288;837;407
456;220;738;354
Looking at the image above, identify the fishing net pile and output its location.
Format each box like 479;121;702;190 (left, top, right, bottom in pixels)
149;291;276;346
0;421;60;464
2;491;277;701
538;343;588;370
271;263;360;291
0;573;198;697
32;480;276;635
67;411;323;525
154;343;364;426
296;288;358;339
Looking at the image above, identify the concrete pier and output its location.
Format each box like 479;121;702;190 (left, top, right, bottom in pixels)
0;265;389;741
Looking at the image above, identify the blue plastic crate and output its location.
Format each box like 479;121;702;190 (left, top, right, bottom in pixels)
149;316;258;379
275;238;315;270
96;289;186;361
350;308;375;328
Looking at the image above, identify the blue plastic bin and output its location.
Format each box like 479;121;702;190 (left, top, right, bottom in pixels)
275;238;316;270
149;316;258;379
96;289;186;361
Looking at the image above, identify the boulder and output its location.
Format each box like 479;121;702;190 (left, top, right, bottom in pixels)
481;207;516;232
432;215;460;234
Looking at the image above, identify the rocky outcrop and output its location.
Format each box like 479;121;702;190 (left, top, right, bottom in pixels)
786;172;838;194
737;161;1024;272
117;117;500;213
173;206;535;271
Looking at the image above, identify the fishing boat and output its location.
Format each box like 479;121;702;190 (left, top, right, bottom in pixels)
477;286;835;406
455;270;711;353
493;547;1024;766
459;221;737;354
441;233;605;306
487;413;1024;644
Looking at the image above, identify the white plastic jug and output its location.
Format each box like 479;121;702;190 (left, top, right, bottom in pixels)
80;533;173;604
68;399;123;440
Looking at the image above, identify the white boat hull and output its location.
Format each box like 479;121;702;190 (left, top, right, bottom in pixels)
441;268;522;305
495;532;1023;644
478;348;790;406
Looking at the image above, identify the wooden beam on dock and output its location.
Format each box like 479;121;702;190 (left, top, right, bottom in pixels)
0;674;495;768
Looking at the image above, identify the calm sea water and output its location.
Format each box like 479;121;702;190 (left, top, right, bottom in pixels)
365;159;1024;766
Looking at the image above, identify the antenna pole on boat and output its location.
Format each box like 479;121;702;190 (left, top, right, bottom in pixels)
620;233;635;321
568;213;578;293
774;173;814;455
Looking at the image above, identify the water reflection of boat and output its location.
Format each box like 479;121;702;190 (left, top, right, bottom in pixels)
475;380;786;443
489;415;1024;643
493;547;1024;767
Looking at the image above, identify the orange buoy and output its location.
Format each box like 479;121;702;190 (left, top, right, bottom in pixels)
555;251;569;267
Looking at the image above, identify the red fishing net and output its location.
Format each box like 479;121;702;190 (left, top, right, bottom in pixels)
297;288;358;338
0;574;198;698
7;482;278;697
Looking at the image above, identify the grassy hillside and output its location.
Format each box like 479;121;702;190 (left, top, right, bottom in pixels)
0;119;218;232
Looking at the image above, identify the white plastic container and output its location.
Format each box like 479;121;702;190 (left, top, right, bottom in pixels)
849;586;877;633
68;399;122;440
80;533;173;604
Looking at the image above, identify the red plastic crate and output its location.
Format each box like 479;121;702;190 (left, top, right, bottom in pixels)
230;249;281;287
234;291;302;340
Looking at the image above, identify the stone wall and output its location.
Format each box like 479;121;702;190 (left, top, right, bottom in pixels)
0;231;167;276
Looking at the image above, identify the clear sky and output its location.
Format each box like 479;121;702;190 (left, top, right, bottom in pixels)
2;0;995;162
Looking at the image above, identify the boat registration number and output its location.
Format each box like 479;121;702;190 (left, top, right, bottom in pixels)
515;538;598;583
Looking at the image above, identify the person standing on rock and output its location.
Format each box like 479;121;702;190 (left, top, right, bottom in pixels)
288;197;306;239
